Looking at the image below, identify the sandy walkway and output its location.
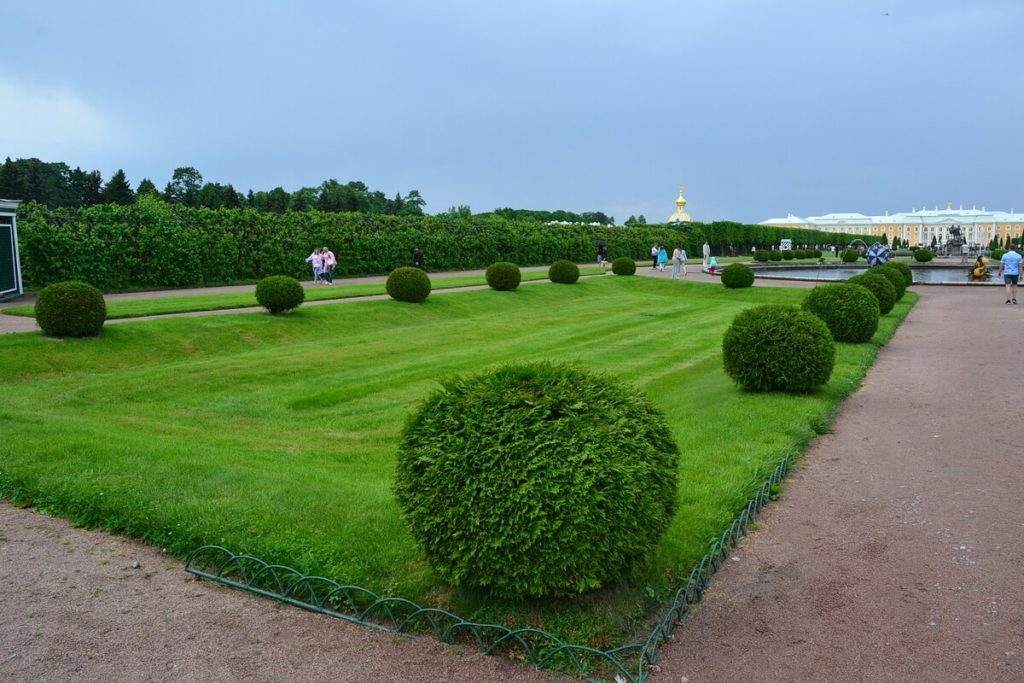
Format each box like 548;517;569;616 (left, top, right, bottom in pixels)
3;271;1020;681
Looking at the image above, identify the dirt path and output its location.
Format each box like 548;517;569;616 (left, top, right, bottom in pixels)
656;286;1024;682
3;274;1021;681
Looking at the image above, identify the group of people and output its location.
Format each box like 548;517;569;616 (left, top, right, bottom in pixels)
649;241;716;277
305;247;337;285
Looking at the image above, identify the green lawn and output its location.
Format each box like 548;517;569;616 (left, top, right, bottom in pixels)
1;267;606;319
0;276;914;646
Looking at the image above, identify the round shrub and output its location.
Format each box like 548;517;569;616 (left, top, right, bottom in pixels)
394;362;679;598
769;250;783;262
841;249;860;263
611;256;636;275
753;249;770;262
991;248;1007;261
34;281;106;337
871;265;907;300
722;305;834;392
793;249;806;259
848;272;896;315
386;267;432;302
548;260;580;284
485;262;521;291
914;248;934;262
802;283;880;343
721;263;755;289
880;259;913;286
255;275;305;314
782;250;795;260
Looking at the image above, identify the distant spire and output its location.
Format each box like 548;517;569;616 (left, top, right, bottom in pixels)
667;183;692;222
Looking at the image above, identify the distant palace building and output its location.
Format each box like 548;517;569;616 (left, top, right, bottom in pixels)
667;185;692;223
760;201;1024;246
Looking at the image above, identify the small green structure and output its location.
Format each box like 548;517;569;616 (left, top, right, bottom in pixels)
0;199;23;301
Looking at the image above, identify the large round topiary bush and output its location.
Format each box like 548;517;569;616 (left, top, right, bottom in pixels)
722;305;835;392
34;281;107;338
386;267;432;302
880;261;913;288
841;249;860;263
769;250;783;262
914;248;934;263
394;361;679;599
848;272;896;315
255;275;305;314
485;262;522;291
870;265;907;300
548;260;580;284
782;250;795;260
802;283;880;343
753;249;770;262
611;256;636;275
720;263;755;288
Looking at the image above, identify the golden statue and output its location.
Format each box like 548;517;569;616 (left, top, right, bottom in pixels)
970;255;990;281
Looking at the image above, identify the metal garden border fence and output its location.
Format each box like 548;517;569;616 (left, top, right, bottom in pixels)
186;451;794;682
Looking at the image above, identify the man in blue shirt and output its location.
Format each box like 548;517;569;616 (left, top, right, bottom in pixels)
998;244;1023;304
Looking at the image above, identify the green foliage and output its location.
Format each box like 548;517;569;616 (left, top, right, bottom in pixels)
914;248;934;262
841;249;860;263
611;256;636;275
34;281;106;337
394;361;680;598
992;248;1007;261
485;262;521;291
769;251;783;262
722;305;834;392
386;267;432;302
548;260;580;284
753;249;770;262
802;283;880;343
255;275;305;314
848;272;896;315
881;261;913;287
870;265;907;300
720;263;755;288
781;250;795;260
15;201;871;290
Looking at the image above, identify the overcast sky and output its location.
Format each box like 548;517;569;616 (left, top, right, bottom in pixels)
3;0;1022;223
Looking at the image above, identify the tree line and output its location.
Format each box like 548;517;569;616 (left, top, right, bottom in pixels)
0;157;426;216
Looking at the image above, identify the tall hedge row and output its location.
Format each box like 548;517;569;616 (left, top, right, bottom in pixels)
16;199;861;290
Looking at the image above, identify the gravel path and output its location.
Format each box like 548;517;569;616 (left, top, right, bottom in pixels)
3;270;1020;681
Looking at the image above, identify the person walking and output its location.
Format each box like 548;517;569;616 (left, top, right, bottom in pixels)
305;247;324;284
322;247;336;285
671;244;687;280
657;245;668;272
998;243;1022;304
702;241;711;267
651;244;659;270
412;246;424;269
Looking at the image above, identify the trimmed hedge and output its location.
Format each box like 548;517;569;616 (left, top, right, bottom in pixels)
991;249;1007;261
14;199;868;290
720;263;755;288
769;251;783;262
753;249;770;262
386;267;432;302
548;260;580;284
782;250;795;260
841;249;860;263
848;272;896;315
722;305;834;392
611;256;636;275
802;283;880;343
485;262;522;291
34;281;106;337
394;362;679;598
255;275;305;313
914;248;934;262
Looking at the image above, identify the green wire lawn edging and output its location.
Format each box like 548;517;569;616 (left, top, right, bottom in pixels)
185;451;794;682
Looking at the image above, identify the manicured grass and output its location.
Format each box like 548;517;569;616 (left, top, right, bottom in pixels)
0;277;914;647
1;267;606;319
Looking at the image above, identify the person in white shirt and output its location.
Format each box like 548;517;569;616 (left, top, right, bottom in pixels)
322;247;337;285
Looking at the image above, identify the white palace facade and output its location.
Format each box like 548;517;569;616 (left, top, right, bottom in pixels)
760;201;1024;247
